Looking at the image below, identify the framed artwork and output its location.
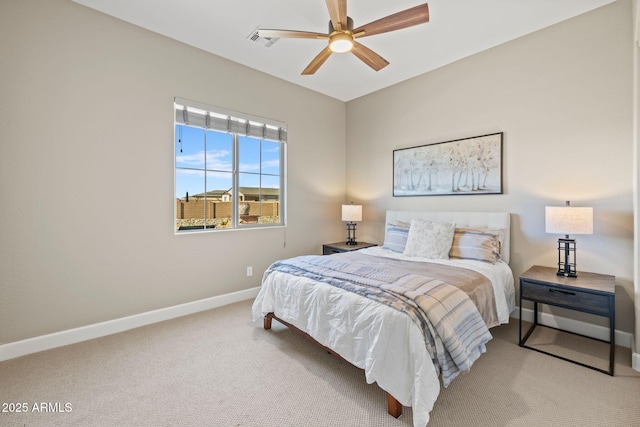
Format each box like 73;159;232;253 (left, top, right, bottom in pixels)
393;132;503;197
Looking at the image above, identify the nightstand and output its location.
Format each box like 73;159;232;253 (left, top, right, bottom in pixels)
519;265;615;375
322;241;377;255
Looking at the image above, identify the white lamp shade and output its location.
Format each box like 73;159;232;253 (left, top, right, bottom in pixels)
545;206;593;235
342;204;362;222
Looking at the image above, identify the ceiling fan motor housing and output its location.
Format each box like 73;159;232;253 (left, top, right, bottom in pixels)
329;16;354;33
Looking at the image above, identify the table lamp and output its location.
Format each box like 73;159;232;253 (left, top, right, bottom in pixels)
342;203;362;245
545;201;593;277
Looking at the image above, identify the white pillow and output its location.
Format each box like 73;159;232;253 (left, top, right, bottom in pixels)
403;219;456;259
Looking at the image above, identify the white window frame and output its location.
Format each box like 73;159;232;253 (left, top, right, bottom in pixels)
174;98;287;233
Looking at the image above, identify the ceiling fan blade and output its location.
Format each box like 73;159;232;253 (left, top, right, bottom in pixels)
302;46;333;75
351;41;389;71
258;29;328;40
353;3;429;38
325;0;347;31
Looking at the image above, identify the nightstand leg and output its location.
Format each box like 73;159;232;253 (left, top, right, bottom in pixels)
520;301;538;346
518;297;522;344
609;298;615;376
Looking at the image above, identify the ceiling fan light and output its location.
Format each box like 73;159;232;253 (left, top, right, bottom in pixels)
329;33;353;53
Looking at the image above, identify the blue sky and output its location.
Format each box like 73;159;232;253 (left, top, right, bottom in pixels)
175;125;280;199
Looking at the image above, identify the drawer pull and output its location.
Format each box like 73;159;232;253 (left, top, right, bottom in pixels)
549;288;575;296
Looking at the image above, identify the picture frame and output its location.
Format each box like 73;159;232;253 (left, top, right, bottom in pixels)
393;132;503;197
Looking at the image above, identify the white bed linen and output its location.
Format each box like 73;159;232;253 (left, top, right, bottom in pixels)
252;250;515;427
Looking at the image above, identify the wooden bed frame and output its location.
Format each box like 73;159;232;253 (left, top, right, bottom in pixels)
263;312;403;419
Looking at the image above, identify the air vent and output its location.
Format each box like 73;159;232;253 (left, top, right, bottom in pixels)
247;27;279;47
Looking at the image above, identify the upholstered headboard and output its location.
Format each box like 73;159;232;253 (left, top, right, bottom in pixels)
385;210;511;264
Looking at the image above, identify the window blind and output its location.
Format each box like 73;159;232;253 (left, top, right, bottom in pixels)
174;97;287;143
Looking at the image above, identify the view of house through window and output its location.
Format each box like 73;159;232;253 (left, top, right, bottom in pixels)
174;98;286;232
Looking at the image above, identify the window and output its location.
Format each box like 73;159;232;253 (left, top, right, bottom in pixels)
174;98;286;232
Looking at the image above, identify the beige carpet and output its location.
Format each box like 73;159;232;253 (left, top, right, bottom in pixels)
1;299;638;427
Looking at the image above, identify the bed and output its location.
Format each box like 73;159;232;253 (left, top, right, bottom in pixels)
252;211;515;427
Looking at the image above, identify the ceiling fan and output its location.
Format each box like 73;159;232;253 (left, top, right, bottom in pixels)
258;1;429;75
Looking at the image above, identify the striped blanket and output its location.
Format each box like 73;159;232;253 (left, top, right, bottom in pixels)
266;254;493;387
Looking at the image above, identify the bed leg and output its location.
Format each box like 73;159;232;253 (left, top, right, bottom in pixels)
386;393;402;418
264;313;274;330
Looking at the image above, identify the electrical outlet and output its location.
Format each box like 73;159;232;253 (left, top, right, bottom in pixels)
246;266;253;277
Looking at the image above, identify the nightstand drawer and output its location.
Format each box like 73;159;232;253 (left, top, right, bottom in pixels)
323;246;343;255
520;281;610;315
322;242;376;255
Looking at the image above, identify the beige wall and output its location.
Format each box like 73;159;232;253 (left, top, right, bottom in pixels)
347;1;635;333
0;0;346;343
1;0;636;348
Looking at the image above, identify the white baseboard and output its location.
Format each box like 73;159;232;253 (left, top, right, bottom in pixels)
632;334;639;371
514;307;632;349
0;287;260;362
4;297;637;373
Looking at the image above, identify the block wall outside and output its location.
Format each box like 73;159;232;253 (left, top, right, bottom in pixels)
175;200;279;220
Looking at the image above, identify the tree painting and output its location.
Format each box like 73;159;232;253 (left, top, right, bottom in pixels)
393;133;502;196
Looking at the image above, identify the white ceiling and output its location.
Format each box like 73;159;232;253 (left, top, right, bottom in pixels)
72;0;615;102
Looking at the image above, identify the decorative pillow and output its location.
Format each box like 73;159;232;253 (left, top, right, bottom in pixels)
403;219;456;259
382;221;410;253
449;227;502;263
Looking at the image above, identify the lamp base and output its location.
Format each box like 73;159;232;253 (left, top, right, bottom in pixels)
556;270;577;278
556;237;577;278
345;222;358;246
